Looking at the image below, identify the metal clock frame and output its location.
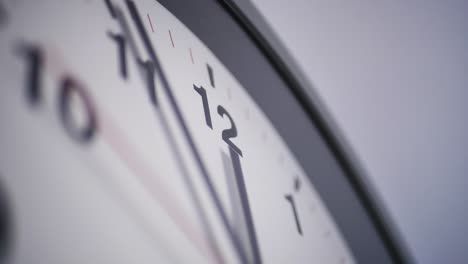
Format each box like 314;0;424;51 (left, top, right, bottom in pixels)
155;0;415;263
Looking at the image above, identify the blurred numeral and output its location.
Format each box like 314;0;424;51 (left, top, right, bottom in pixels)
58;77;98;143
217;105;242;156
108;32;128;80
194;85;212;129
17;45;43;106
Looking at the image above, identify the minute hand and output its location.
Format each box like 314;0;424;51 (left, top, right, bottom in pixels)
123;1;249;263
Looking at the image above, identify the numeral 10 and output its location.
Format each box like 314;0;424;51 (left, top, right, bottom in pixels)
17;44;98;144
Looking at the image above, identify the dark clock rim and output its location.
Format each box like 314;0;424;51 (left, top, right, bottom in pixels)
153;0;413;263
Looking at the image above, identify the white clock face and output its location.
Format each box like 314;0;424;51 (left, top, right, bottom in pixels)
0;0;355;263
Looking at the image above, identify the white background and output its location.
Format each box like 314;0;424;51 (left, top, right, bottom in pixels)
250;0;468;263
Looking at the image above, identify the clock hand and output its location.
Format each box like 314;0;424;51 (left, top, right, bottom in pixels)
223;148;262;264
120;1;249;262
99;108;219;262
112;4;226;263
31;44;218;263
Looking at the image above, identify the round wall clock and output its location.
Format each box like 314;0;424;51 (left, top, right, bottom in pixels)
0;0;411;263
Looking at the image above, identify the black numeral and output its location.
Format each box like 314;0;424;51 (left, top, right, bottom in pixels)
108;32;128;80
217;105;242;156
286;177;303;235
194;85;212;129
285;194;303;235
17;45;43;106
17;43;99;145
58;77;98;143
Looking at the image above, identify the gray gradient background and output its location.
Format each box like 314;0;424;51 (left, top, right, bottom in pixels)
250;1;468;263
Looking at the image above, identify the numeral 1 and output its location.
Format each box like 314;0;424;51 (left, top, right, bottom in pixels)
108;32;128;80
17;45;43;106
193;84;212;129
285;177;303;236
285;194;303;235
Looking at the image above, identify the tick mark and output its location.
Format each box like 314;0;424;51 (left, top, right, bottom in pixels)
294;177;301;192
147;14;154;32
189;48;194;64
207;64;215;88
168;30;175;48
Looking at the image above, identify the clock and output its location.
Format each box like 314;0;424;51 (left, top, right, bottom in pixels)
0;0;411;263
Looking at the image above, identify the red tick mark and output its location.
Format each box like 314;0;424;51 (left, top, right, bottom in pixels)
147;14;154;32
168;30;175;48
189;48;194;64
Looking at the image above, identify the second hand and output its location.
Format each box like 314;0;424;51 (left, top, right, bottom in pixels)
121;0;249;263
41;45;218;263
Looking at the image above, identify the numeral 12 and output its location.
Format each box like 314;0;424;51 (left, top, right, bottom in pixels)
193;84;242;156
